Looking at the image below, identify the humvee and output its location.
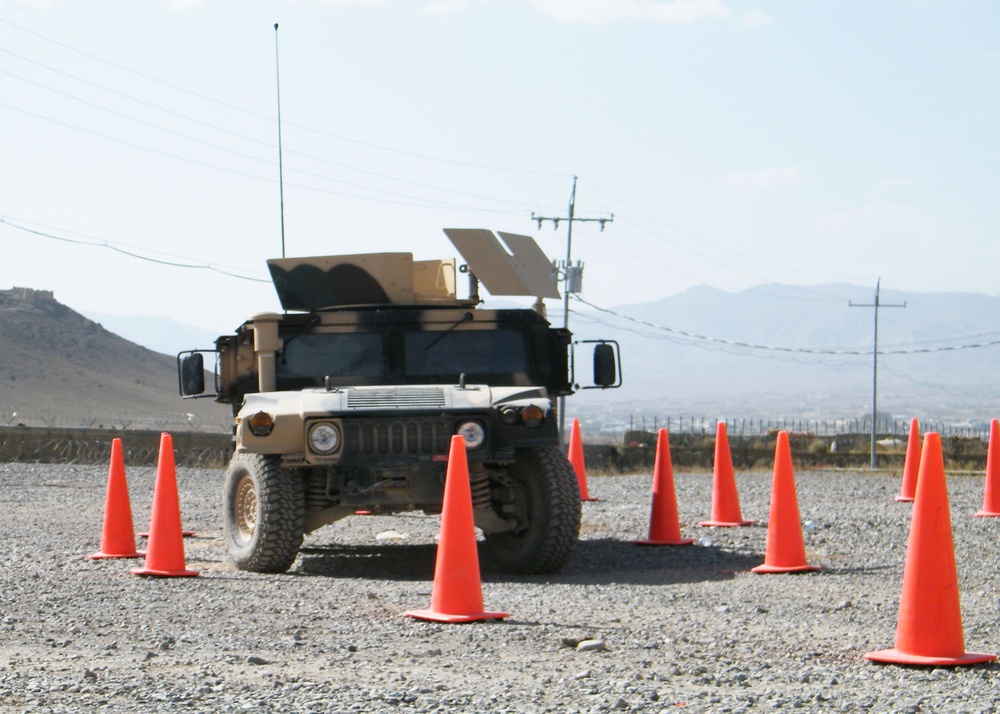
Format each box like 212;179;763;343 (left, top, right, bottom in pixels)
179;229;620;574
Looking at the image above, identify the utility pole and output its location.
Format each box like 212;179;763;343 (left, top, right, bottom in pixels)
531;175;613;445
850;278;906;469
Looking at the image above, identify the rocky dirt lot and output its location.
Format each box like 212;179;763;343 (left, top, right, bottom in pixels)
2;457;1000;713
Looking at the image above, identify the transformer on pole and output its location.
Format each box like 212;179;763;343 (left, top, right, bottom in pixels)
531;176;614;446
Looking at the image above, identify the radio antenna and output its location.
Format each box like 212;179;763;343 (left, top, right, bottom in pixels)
274;22;286;258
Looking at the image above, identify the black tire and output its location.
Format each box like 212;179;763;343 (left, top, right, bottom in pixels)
483;446;581;574
223;453;305;574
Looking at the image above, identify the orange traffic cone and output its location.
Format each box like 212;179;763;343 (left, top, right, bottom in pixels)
698;421;754;527
865;433;996;666
132;433;199;578
635;430;694;546
568;418;597;502
405;435;508;623
88;438;144;560
751;431;819;574
894;418;921;503
975;419;1000;517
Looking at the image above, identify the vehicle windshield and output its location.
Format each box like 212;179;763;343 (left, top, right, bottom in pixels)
404;330;528;376
279;333;384;379
277;328;530;384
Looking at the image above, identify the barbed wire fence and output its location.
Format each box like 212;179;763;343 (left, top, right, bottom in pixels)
0;425;231;467
1;399;993;470
621;415;991;440
0;402;231;433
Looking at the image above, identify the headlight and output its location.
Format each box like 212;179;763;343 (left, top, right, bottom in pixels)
499;406;521;425
247;411;274;436
308;422;341;455
456;420;486;450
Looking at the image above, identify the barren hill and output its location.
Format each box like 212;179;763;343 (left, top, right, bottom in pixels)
0;288;228;431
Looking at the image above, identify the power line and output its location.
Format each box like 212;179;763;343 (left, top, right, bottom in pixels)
3;17;885;300
1;49;556;210
531;176;613;444
0;216;271;283
7;209;1000;366
0;17;569;179
580;177;875;288
571;294;1000;356
0;99;531;214
571;310;863;367
880;364;984;399
0;79;543;212
0;68;277;164
3;16;984;309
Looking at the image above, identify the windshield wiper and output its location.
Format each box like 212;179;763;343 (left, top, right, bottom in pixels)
423;312;473;351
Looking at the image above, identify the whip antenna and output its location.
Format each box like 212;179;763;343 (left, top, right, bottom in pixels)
274;23;286;258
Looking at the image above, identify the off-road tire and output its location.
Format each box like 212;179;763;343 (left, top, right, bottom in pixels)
483;445;581;574
223;453;305;574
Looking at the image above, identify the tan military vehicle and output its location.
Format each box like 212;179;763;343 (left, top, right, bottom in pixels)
179;229;620;574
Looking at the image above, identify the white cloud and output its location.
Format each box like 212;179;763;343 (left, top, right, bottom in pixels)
742;8;771;28
531;0;731;25
166;0;204;9
722;166;802;191
286;0;388;5
419;0;467;15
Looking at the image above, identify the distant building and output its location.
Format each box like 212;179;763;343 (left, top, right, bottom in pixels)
2;287;55;304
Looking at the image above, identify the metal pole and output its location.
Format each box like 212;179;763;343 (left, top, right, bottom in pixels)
557;176;578;447
530;177;612;447
850;278;904;469
870;279;880;469
562;176;577;332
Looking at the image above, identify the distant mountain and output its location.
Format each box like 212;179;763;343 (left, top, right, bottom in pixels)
81;311;222;358
568;283;1000;423
8;283;998;430
0;288;229;431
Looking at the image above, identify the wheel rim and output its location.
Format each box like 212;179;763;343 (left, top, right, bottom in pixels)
234;474;258;543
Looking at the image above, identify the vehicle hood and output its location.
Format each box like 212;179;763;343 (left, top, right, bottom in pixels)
239;384;550;418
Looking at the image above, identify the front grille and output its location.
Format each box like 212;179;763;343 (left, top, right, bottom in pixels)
343;418;453;456
347;387;447;409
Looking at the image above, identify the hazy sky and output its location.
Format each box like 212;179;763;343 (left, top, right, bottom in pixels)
1;0;997;335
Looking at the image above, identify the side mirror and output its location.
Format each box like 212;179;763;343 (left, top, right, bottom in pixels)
593;343;617;387
179;353;206;396
572;339;622;390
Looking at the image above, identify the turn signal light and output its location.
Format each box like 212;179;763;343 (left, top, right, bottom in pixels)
247;411;275;436
521;405;544;428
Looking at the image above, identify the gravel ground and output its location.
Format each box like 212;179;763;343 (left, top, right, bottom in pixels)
2;458;1000;713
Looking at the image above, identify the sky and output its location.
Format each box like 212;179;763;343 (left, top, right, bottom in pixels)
1;0;998;337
